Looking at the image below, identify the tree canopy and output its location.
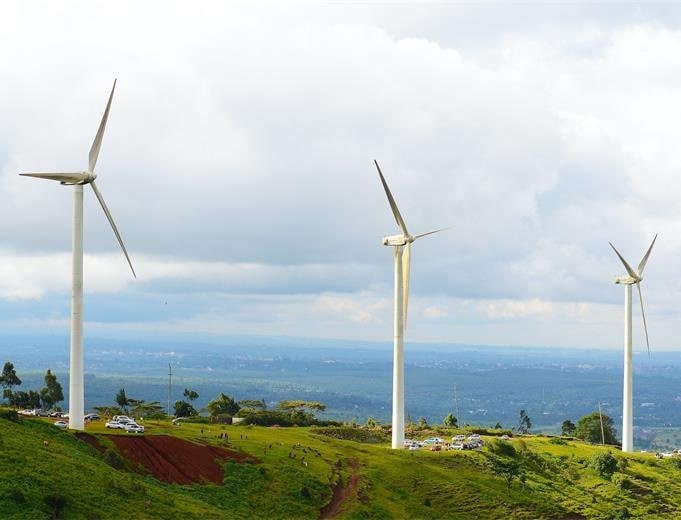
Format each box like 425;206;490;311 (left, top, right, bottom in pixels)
183;388;199;402
0;362;21;391
40;369;64;409
206;393;240;416
575;411;617;445
443;413;458;427
561;419;576;436
517;409;532;434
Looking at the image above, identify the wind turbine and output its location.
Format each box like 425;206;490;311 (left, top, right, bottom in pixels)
609;235;656;452
374;160;445;449
20;80;135;430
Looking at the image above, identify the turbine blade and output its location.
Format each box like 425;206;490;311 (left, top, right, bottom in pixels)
609;242;637;279
403;243;411;329
89;180;136;278
636;282;650;358
413;227;450;240
637;234;658;276
20;172;88;183
88;79;117;172
374;160;409;236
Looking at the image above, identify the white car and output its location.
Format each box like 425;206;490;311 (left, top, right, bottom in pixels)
408;445;419;451
500;434;511;440
452;435;465;442
105;420;124;429
125;424;144;434
467;434;481;441
112;415;131;422
54;421;68;428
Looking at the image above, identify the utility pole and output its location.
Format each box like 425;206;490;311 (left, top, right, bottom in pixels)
598;401;605;445
454;383;461;430
167;363;172;417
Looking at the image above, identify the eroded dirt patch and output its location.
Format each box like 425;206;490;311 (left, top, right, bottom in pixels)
75;431;106;453
319;458;359;519
107;435;258;485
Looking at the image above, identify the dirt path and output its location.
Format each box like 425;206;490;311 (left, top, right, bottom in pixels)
319;458;360;519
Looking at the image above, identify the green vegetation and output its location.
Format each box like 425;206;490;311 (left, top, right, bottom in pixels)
575;411;618;445
7;411;681;518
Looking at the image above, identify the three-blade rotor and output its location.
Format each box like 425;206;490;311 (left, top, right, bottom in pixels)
375;160;446;328
609;235;657;356
20;79;135;278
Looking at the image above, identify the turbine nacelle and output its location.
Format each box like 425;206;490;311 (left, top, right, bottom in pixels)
382;234;413;247
614;275;640;285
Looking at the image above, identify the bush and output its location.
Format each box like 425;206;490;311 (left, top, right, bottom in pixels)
44;494;67;518
310;427;389;443
611;473;632;490
590;452;618;479
487;439;517;457
0;408;19;422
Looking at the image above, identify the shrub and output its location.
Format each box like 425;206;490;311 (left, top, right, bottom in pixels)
0;408;19;422
611;473;632;490
44;494;67;518
590;452;618;479
487;439;517;457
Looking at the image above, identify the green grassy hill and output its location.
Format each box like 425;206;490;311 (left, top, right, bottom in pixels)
2;411;681;519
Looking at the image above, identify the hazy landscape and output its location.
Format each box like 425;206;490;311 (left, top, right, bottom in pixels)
8;334;681;450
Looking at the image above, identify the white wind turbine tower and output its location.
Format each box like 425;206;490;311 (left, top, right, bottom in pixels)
20;80;135;430
374;160;445;449
609;235;656;453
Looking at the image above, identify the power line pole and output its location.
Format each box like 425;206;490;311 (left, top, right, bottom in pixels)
598;401;605;445
454;383;461;430
167;363;172;417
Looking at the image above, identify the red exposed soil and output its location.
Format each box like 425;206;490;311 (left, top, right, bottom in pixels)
319;458;360;519
107;435;258;485
75;432;106;453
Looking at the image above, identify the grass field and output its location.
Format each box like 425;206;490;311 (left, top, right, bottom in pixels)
3;412;681;519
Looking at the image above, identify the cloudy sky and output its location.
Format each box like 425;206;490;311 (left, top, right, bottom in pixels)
2;1;681;349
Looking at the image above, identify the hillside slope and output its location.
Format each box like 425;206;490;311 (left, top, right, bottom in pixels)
2;413;681;519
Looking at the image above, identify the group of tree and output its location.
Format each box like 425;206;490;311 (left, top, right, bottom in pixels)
1;362;64;410
565;411;617;445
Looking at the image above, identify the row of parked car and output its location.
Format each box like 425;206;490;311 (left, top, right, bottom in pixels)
404;433;511;451
105;415;145;434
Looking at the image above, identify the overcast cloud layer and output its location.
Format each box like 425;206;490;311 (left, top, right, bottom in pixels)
2;2;681;349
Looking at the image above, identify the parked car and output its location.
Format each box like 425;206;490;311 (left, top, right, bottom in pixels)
429;445;442;451
49;411;64;418
467;434;481;441
125;424;144;434
451;443;464;450
500;434;511;440
84;413;100;421
105;420;124;429
113;415;131;422
408;445;419;451
54;421;68;428
423;437;444;445
453;434;465;441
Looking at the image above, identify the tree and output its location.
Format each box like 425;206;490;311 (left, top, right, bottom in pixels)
365;417;379;428
239;399;267;411
494;422;503;429
561;419;576;436
13;390;41;409
206;393;240;416
417;417;429;428
276;400;326;412
517;409;532;434
174;400;197;418
575;411;617;445
183;388;199;402
443;413;458;427
491;458;520;495
0;362;21;404
40;369;64;409
115;388;130;414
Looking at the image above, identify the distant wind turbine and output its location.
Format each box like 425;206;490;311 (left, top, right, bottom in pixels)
20;80;135;430
609;235;656;452
374;160;446;449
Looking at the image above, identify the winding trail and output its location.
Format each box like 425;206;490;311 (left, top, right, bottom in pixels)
319;458;360;519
